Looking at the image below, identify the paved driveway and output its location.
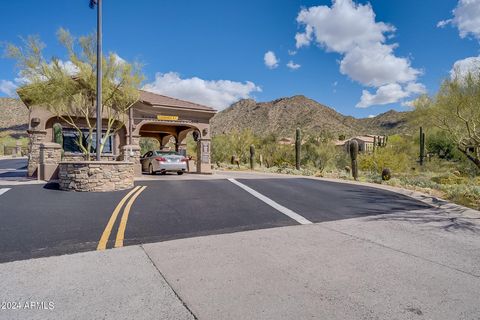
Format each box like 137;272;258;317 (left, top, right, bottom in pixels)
0;159;431;263
1;159;479;319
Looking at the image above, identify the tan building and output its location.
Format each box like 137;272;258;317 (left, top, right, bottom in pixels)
22;90;216;178
336;135;385;153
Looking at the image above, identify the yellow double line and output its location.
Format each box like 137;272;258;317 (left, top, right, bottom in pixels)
97;186;147;250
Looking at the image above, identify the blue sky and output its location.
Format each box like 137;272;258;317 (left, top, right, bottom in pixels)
1;0;479;118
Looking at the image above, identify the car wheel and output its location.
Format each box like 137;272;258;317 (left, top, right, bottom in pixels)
149;164;155;175
177;171;184;175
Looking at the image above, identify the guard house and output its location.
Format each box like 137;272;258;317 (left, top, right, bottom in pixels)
22;89;216;178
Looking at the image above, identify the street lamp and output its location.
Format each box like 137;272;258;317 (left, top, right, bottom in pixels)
89;0;102;161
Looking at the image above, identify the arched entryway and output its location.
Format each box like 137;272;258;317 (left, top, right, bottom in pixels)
125;119;212;175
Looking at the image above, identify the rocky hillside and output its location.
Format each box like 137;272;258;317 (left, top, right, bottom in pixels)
211;95;411;138
0;98;29;138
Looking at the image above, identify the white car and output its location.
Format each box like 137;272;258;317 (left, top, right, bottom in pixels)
140;151;188;175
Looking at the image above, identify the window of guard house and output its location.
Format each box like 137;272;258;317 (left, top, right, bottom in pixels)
62;129;113;154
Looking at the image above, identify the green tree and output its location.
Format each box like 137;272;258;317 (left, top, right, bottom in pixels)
413;69;480;170
302;134;336;172
5;28;143;158
427;129;461;160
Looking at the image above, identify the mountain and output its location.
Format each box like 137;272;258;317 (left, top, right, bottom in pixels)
0;98;29;138
211;95;411;138
0;95;412;141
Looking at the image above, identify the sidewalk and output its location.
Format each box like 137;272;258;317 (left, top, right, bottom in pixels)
0;246;194;320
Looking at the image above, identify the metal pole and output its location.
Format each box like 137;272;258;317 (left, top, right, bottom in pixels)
129;107;133;145
95;0;102;161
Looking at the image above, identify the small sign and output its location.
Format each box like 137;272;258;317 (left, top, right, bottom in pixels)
157;115;179;121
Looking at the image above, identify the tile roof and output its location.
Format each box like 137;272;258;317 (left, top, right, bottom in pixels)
138;90;216;112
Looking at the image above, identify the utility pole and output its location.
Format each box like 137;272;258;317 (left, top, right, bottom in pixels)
90;0;102;161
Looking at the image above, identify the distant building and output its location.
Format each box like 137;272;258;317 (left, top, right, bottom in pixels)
335;135;385;153
278;137;294;145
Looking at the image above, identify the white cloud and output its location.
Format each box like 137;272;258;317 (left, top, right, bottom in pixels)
56;60;79;76
143;72;261;110
450;55;480;79
401;100;416;108
288;50;297;56
295;29;313;49
368;114;376;118
112;53;126;65
286;60;301;70
339;44;419;87
296;0;395;52
295;0;424;108
264;51;279;69
0;80;17;97
438;0;480;39
405;82;427;94
357;83;410;108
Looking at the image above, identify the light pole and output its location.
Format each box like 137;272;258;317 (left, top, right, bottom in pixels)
90;0;102;161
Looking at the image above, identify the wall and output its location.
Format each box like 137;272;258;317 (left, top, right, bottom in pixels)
58;161;134;192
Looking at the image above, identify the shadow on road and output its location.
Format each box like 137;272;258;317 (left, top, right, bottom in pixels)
366;208;480;233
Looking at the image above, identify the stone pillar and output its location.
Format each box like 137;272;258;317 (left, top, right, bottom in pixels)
120;145;142;176
196;139;212;174
14;141;22;157
177;142;187;157
27;129;47;177
161;135;172;149
131;134;141;147
39;142;62;181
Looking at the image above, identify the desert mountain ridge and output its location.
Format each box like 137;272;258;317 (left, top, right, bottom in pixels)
211;95;412;138
0;96;412;141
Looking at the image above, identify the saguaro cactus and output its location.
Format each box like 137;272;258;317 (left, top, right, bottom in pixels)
295;127;301;170
249;144;255;170
419;127;425;166
373;136;377;152
53;123;63;146
53;123;64;159
349;140;359;180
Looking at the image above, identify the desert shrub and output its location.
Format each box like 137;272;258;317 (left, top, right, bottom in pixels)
426;129;461;160
185;134;197;158
140;137;159;155
212;129;256;164
0;135;29;155
258;134;294;168
302;136;336;172
359;147;411;174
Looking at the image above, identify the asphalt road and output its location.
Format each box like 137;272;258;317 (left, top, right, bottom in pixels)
0;158;26;170
0;158;432;263
0;157;27;180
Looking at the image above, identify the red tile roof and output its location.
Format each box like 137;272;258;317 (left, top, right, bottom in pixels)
139;90;216;112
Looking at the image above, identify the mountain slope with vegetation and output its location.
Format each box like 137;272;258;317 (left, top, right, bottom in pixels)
211;95;412;138
0;98;29;138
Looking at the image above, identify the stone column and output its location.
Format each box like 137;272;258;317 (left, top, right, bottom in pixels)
27;129;47;177
120;145;142;176
14;141;22;157
39;142;62;181
196;138;212;174
176;142;187;157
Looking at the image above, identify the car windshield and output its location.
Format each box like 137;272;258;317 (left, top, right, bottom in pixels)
154;151;180;156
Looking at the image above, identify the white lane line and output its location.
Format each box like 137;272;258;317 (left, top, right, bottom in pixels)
228;178;312;225
0;188;11;196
